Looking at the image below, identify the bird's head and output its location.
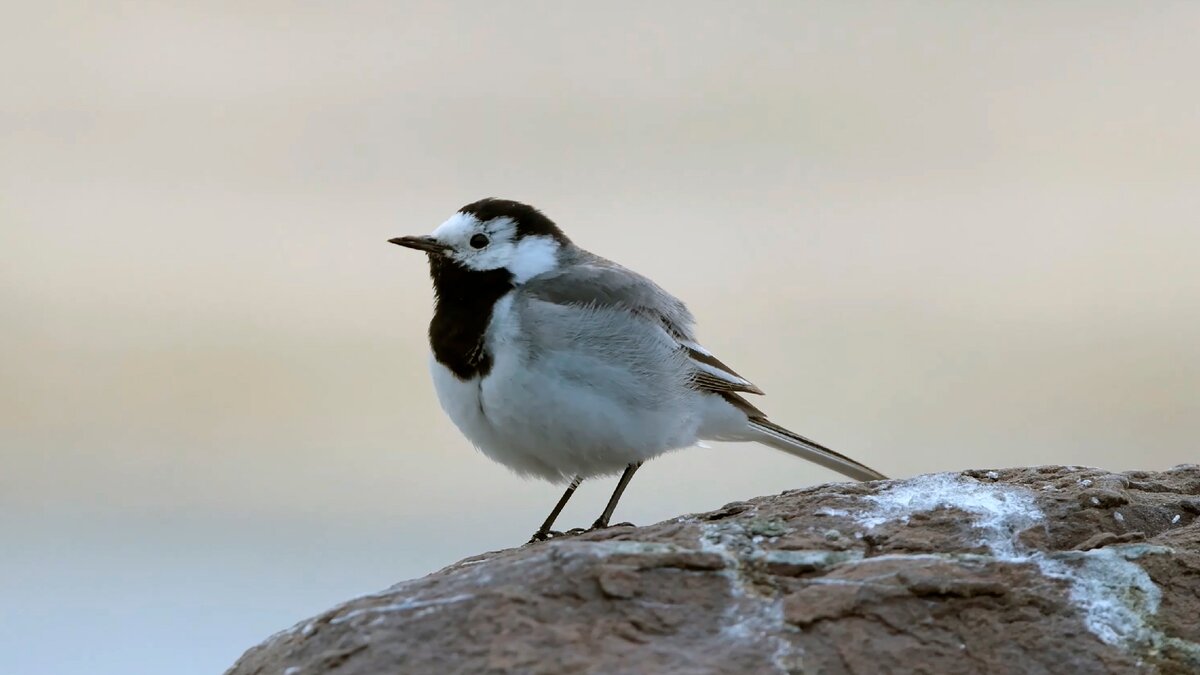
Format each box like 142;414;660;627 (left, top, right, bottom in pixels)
390;198;570;283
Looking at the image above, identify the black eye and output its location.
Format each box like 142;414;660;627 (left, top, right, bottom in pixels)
469;233;489;249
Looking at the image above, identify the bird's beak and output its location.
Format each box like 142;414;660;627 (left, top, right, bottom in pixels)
388;235;450;256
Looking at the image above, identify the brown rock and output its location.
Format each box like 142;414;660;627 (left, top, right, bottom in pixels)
227;465;1200;675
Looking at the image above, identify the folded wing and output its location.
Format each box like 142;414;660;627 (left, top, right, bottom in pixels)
521;256;763;400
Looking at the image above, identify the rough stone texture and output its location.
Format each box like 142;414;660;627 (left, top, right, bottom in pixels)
227;466;1200;675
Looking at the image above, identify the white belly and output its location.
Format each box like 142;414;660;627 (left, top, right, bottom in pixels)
430;359;706;482
427;296;711;482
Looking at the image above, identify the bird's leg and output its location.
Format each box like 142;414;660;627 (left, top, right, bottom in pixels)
591;462;642;530
528;475;582;543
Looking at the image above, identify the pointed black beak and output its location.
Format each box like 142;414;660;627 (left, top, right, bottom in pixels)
388;235;450;255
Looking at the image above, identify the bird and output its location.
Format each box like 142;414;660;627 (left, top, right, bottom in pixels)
390;198;886;542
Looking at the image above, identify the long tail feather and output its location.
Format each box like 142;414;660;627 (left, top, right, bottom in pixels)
748;419;886;482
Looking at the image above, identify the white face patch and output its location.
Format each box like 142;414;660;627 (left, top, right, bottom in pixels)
505;236;560;283
430;211;484;242
428;211;562;282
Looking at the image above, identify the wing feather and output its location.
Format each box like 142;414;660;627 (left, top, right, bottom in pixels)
522;256;763;398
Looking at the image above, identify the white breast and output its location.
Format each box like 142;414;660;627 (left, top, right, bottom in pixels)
428;294;570;480
428;293;719;482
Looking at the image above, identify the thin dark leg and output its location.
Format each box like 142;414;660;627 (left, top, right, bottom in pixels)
528;475;582;543
591;462;642;530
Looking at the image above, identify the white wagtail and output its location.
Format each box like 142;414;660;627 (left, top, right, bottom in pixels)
391;198;886;542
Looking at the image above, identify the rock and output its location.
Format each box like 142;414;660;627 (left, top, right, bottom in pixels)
226;466;1200;675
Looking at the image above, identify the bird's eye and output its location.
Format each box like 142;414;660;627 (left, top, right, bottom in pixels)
469;233;489;249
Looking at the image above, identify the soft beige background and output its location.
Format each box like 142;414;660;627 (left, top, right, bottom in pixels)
3;2;1198;673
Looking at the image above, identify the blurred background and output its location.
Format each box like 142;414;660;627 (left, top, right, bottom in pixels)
3;2;1198;673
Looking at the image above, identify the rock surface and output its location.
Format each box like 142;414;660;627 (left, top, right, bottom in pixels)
227;466;1200;674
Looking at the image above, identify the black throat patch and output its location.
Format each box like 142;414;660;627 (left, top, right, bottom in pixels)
427;256;515;380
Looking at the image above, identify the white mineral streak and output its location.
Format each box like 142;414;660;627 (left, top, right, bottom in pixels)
856;472;1169;649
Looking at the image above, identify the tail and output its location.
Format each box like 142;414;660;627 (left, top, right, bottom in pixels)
748;418;887;482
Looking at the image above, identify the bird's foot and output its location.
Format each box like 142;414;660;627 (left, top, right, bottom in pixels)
528;527;590;544
589;519;636;531
527;529;562;544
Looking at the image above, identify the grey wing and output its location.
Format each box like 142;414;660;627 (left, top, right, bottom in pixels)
522;257;765;401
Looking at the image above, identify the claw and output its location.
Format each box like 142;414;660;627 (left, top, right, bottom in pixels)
589;520;637;531
527;529;564;544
